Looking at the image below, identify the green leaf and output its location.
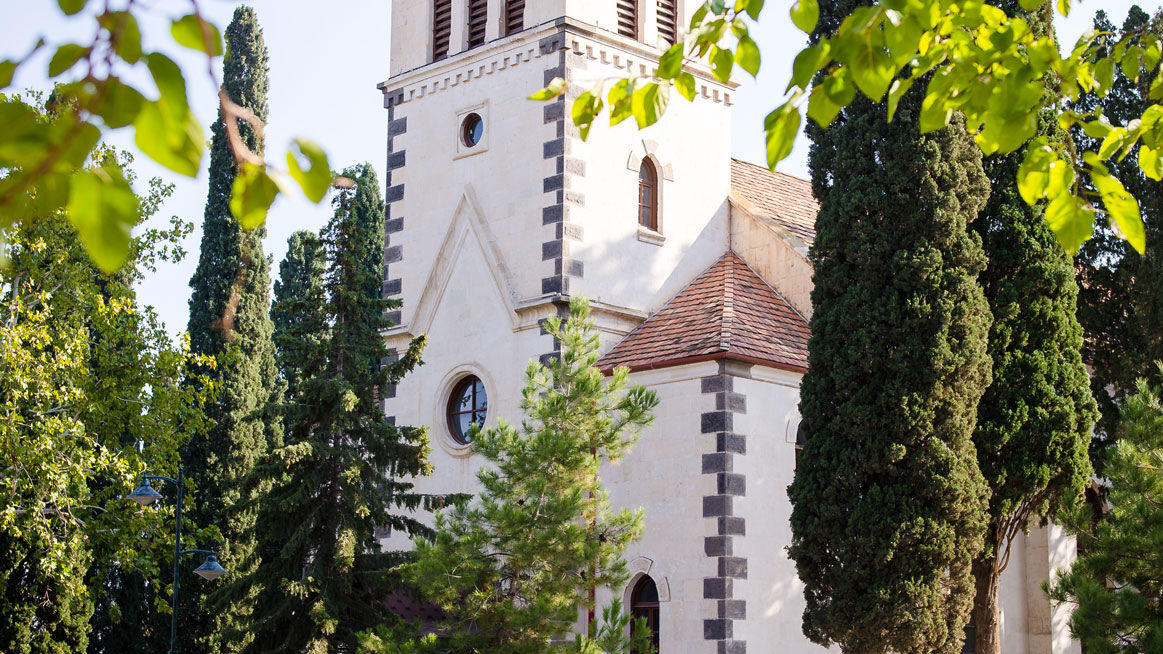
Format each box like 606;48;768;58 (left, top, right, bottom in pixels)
48;44;88;77
764;101;801;167
745;0;765;20
807;72;854;127
572;91;603;138
709;46;734;82
1090;161;1146;253
1140;144;1163;181
0;60;16;89
230;163;279;229
884;15;921;67
790;44;829;91
286;139;332;203
1121;45;1142;82
608;79;634;125
631;82;669;129
96;77;145;128
886;77;913;122
67;164;139;273
133;100;202;177
735;35;761;77
790;0;819;34
657;43;684;79
675;72;696;101
849;41;895;100
99;11;143;63
1045;192;1094;255
1018;0;1042;10
530;77;566;101
1016;141;1055;205
170;14;223;57
57;0;87;16
1055;0;1071;17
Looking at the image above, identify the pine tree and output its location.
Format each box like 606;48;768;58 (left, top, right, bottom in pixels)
183;6;281;652
967;4;1098;652
243;165;433;653
787;2;993;652
271;230;326;406
1074;6;1163;476
363;297;658;654
1048;371;1163;654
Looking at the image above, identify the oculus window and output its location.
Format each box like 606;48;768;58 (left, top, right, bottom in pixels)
447;375;487;443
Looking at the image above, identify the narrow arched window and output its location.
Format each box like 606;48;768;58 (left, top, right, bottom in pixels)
794;422;807;468
630;576;660;653
467;0;488;48
617;0;639;39
503;0;525;35
638;159;658;231
432;0;452;60
657;0;678;44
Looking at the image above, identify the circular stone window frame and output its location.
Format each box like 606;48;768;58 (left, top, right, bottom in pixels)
454;102;489;159
460;112;484;148
434;364;494;457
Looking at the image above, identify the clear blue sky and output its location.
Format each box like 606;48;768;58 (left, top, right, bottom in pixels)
1;1;1145;338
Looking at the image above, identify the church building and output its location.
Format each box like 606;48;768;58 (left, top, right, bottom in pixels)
376;1;1080;651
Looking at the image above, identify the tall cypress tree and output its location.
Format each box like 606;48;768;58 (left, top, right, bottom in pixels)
271;230;326;406
184;6;281;652
244;164;433;653
1074;6;1163;475
968;4;1098;652
787;2;993;652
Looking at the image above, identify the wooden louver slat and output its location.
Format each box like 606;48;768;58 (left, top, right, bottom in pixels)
657;0;677;45
616;0;638;39
467;0;488;48
432;0;451;60
504;0;525;36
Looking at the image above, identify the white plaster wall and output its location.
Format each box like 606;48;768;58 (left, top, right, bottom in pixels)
599;362;720;653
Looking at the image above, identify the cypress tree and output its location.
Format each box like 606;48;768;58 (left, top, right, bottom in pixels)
787;2;993;652
1074;6;1163;475
271;230;326;406
967;4;1098;652
244;164;434;653
183;6;281;652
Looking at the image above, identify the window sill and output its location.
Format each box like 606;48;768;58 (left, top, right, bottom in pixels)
637;226;665;246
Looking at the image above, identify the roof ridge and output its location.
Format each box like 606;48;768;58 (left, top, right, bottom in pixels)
729;157;812;185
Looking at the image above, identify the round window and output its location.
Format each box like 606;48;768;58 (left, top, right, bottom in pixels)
461;113;484;148
447;375;487;444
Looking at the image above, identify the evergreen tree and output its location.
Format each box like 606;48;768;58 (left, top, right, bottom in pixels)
183;6;281;652
1073;6;1163;475
787;1;993;651
1048;371;1163;654
968;4;1098;652
363;298;658;654
271;230;326;406
243;165;433;653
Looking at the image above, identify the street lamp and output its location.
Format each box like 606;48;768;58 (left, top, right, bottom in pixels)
128;468;227;654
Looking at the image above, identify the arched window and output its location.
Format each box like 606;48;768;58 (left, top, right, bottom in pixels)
630;575;660;653
657;0;678;44
447;375;487;444
617;0;639;39
638;159;658;231
794;422;807;467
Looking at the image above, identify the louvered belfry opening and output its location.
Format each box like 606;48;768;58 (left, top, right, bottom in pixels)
432;0;451;60
504;0;524;35
467;0;488;48
657;0;678;44
617;0;638;39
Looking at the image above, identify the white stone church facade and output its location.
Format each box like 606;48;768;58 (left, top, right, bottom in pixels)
376;1;1080;652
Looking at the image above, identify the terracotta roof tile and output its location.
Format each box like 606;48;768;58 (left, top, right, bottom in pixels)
597;252;810;374
729;158;817;245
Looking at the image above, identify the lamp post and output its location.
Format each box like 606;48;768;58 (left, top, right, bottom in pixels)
128;468;227;654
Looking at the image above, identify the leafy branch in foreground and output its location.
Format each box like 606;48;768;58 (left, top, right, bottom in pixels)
0;0;337;273
532;0;1161;255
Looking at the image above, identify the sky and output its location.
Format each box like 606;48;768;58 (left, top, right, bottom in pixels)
0;1;1149;338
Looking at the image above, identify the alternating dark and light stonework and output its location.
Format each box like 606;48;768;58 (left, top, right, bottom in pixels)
382;93;407;326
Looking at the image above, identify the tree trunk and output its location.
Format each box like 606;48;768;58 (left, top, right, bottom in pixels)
971;553;1002;654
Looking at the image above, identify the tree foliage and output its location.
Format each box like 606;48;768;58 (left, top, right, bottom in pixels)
786;1;993;648
183;8;281;652
0;0;334;272
1074;6;1163;476
965;4;1097;652
363;298;658;654
271;230;325;408
1048;371;1163;654
0;97;212;653
241;164;434;653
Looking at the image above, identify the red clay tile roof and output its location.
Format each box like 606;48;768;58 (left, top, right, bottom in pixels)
730;158;817;245
597;251;810;374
